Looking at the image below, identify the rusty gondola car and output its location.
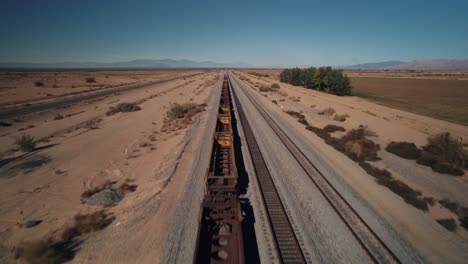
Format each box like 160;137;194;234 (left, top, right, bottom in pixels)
194;75;245;264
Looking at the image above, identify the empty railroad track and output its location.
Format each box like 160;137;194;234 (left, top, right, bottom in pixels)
228;73;401;264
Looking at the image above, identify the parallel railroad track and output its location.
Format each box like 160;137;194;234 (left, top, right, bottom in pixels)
229;73;401;264
230;77;307;264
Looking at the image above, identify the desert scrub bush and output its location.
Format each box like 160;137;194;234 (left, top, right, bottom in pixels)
272;100;278;104
15;134;36;152
358;161;430;211
118;103;141;112
54;113;64;120
15;210;114;263
289;96;301;102
319;107;335;116
416;132;466;176
276;90;288;97
333;113;349;122
285;110;303;119
81;180;116;199
439;199;468;230
34;81;44;87
167;103;206;120
259;86;273;92
305;124;433;211
106;102;141;116
323;124;345;133
436;218;457;231
85;77;96;83
298;115;308;126
271;83;280;89
385;142;422;160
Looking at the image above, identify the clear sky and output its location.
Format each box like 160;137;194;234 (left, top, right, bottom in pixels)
1;0;467;67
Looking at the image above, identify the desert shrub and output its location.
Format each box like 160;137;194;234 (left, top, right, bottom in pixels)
54;113;64;120
118;103;141;112
431;162;464;176
74;211;115;234
385;142;422;160
248;71;269;77
340;128;381;161
424;133;465;165
439;199;459;213
259;86;273;92
85;77;96;83
319;107;335;116
333;114;349;122
439;199;468;230
272;100;278;104
106;102;141;116
358;161;429;211
437;218;457;231
323;124;345;133
416;152;438;166
306;124;431;211
81;181;115;199
289;96;301;102
15;210;114;263
285;110;303;119
35;81;44;87
167;103;205;120
15;238;75;263
271;83;280;89
298;116;308;126
277;90;288;97
119;182;138;193
15;134;36;152
461;216;468;230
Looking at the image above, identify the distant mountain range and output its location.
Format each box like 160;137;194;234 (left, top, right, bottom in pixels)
341;59;468;70
2;58;468;70
0;59;253;69
340;61;404;70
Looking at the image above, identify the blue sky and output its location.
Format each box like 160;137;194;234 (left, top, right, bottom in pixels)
1;0;467;67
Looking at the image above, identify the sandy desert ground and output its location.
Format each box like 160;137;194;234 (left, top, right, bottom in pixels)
0;70;206;107
234;70;468;261
1;68;467;263
0;70;221;263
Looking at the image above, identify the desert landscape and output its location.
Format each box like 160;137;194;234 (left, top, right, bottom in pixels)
0;70;222;262
234;69;468;249
0;68;466;263
1;1;468;263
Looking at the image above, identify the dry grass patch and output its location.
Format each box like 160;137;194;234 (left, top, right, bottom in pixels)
306;124;433;211
333;113;349;122
54;113;64;120
323;124;345;133
417;132;466;176
385;142;422;160
271;83;280;89
436;218;457;232
439;199;468;230
81;180;116;199
106;102;141;116
15;134;36;152
319;107;335;116
167;103;198;120
289;96;301;102
15;211;114;263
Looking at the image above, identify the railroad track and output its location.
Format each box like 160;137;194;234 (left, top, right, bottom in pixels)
230;77;307;264
229;73;401;264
